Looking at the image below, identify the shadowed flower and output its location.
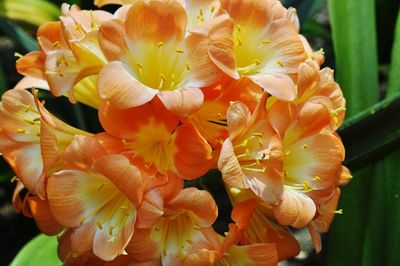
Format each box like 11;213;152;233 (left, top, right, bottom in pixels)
0;89;90;198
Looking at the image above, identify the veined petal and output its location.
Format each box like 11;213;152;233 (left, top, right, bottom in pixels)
249;73;296;101
98;61;158;109
158;87;204;116
273;190;316;228
125;0;187;44
16;51;46;79
26;197;64;235
173;122;213;179
98;19;128;61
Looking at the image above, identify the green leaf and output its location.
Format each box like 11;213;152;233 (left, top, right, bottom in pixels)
387;11;400;97
10;234;62;266
327;0;380;265
361;8;400;266
0;0;60;26
0;18;38;52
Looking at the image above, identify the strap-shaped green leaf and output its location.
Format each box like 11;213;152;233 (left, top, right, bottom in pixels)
10;234;62;266
327;0;380;265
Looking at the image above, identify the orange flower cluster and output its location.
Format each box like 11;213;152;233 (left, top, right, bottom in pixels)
1;0;351;265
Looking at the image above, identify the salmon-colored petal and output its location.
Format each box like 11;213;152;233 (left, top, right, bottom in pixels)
47;170;87;227
136;189;164;228
158;87;204;116
231;199;258;230
12;181;25;212
227;243;278;266
226;100;251;138
12;77;49;90
166;188;218;227
181;249;217;266
273;190;316;228
308;222;322;253
125;0;187;44
26;197;64;235
173;122;213;179
249;73;296;101
70;222;97;257
187;15;238;86
337;166;352;186
64;135;108;170
16;51;45;79
94;0;135;7
267;100;296;139
98;61;158;109
98;19;128;61
37;21;67;53
284;134;344;190
312;188;341;232
296;59;320;101
92;154;144;206
93;210;136;261
126;228;160;261
218;138;249;189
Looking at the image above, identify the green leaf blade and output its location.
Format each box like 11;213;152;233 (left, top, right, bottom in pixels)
10;234;62;266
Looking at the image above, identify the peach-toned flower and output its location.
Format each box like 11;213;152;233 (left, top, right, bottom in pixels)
225;186;301;261
0;89;90;198
190;0;306;101
294;59;346;129
99;98;213;180
15;4;114;107
189;75;263;148
182;199;278;266
47;135;151;261
268;99;345;228
126;185;218;265
97;0;228;115
218;93;284;204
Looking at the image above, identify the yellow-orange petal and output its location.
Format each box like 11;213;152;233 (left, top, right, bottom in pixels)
98;19;128;61
158;87;204;116
98;61;158;109
173;122;213;179
249;73;296;101
16;51;45;79
136;189;164;229
273;190;316;228
166;188;218;227
125;0;187;44
26;197;64;235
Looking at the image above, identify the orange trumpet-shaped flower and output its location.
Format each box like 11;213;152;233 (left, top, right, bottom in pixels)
182;199;278;266
0;89;90;198
15;4;113;107
99;99;213;180
189;75;263;148
268;99;345;228
47;135;151;261
294;59;346;129
218;93;284;205
127;185;218;265
97;0;228;115
190;0;306;101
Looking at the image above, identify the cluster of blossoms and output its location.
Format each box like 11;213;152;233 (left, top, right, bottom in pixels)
1;0;352;265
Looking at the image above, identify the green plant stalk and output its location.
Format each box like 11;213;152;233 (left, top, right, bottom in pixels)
327;0;380;265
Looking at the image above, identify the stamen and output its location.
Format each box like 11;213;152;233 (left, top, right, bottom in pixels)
80;217;86;225
334;209;343;214
17;129;25;133
237;37;242;46
285;150;290;156
24;118;36;125
97;184;105;190
262;39;271;45
277;60;284;68
193;225;201;230
199;8;204;16
210;6;216;12
11;176;18;183
314;175;322;182
14;52;23;59
303;181;312;191
185;62;191;71
158;41;165;48
175;49;184;54
241;166;266;173
108;225;114;235
237;24;242;32
303;144;308;149
97;221;103;230
253;59;261;65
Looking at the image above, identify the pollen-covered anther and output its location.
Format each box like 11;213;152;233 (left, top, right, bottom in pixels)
303;144;308;149
314;175;322;182
277;60;284;67
334;209;343;215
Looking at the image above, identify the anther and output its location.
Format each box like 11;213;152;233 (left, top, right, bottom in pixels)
210;6;216;12
14;52;23;59
185;62;191;71
199;8;204;16
11;176;18;183
97;222;103;230
175;49;184;54
285;150;290;156
97;184;105;190
262;40;271;44
80;217;86;225
277;60;284;67
17;129;25;133
303;144;308;149
303;181;312;191
24;118;35;125
253;59;261;65
158;41;164;48
334;209;343;214
314;176;322;182
108;225;114;235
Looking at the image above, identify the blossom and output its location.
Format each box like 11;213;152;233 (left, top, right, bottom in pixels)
97;0;227;115
47;135;149;261
99;98;213;180
0;89;90;198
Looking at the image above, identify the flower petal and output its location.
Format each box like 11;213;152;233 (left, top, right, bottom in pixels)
158;87;204;116
249;73;296;101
